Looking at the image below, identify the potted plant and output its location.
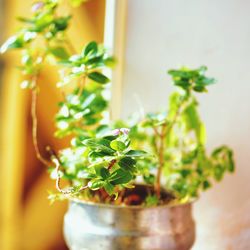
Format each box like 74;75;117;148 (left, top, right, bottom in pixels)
1;1;235;250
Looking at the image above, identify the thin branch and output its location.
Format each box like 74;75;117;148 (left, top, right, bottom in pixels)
52;154;72;194
153;126;161;137
77;75;86;97
31;77;51;166
155;124;167;197
78;185;88;192
165;105;183;136
65;34;77;54
108;159;117;171
61;89;67;101
46;146;88;194
154;98;188;197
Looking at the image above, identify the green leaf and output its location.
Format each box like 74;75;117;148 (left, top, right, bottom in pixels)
100;167;110;180
81;94;96;109
202;180;211;190
88;179;104;190
118;157;136;169
168;92;182;119
49;46;69;59
88;151;106;162
110;140;126;152
0;35;24;53
211;146;235;173
83;41;98;56
193;85;207;92
228;151;235;172
53;16;71;31
82;138;114;154
182;100;207;144
198;123;207;145
88;72;110;84
145;195;159;207
110;168;133;185
126;150;147;157
103;181;114;195
85;55;104;66
214;165;224;181
143;174;155;185
17;17;35;24
103;57;116;67
168;66;216;93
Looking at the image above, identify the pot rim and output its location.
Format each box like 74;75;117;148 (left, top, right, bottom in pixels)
69;197;196;210
68;183;196;209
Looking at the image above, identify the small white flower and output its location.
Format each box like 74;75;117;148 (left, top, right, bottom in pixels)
69;54;81;62
24;31;37;42
73;112;84;119
72;65;85;74
70;95;80;105
112;128;130;136
120;128;130;135
0;36;17;53
31;2;44;12
20;80;30;89
60;106;69;117
112;129;120;136
57;121;69;129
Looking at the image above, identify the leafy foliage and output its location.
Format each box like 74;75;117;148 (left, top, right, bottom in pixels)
57;128;148;197
57;41;115;87
128;66;235;200
55;85;108;138
0;0;235;205
0;0;72;88
168;66;216;93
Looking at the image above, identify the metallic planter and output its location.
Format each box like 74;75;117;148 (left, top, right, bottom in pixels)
63;198;195;250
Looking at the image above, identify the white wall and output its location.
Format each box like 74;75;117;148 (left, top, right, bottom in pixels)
121;0;250;249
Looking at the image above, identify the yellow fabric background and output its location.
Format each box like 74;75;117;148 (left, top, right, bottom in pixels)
0;0;105;249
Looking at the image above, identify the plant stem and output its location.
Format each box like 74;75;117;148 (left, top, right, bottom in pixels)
155;124;166;197
154;96;188;197
52;153;72;194
78;75;86;97
46;146;88;194
31;77;51;166
153;127;160;137
65;35;77;54
108;159;117;171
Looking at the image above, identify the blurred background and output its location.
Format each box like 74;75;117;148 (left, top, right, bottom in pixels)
0;0;106;249
0;0;250;250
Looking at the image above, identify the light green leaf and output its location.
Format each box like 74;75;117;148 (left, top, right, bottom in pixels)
0;35;24;53
198;122;207;145
49;46;69;59
88;179;104;190
110;140;126;151
126;150;147;157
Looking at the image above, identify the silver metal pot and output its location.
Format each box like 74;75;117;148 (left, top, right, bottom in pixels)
63;198;195;250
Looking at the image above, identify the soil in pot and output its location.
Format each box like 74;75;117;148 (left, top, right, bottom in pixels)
78;184;176;207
